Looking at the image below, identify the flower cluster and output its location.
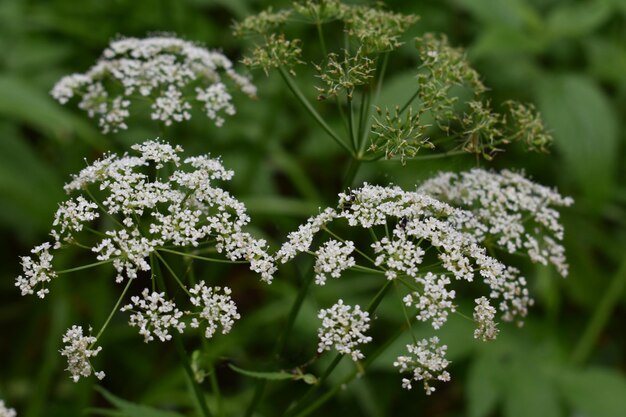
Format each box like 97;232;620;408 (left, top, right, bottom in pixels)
189;282;240;339
60;325;105;382
0;401;16;417
317;300;372;362
18;139;274;287
16;140;274;381
51;36;256;132
418;168;573;276
393;337;450;394
15;243;56;299
314;239;355;285
276;172;571;391
121;289;186;343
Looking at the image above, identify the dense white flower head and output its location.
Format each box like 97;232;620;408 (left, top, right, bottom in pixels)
60;325;105;382
393;337;450;395
403;272;456;329
418;169;573;276
50;139;273;283
121;289;186;342
314;239;355;285
15;242;57;298
189;282;240;339
0;401;16;417
473;296;499;341
317;300;372;361
276;208;337;263
51;35;256;133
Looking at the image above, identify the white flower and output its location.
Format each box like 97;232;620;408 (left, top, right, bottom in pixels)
0;400;16;417
24;139;275;285
189;282;240;339
51;35;256;132
473;297;499;341
314;239;355;285
60;325;105;382
15;242;56;298
317;300;372;361
276;208;337;263
121;289;186;342
419;169;573;276
393;337;450;395
403;272;456;329
51;196;99;248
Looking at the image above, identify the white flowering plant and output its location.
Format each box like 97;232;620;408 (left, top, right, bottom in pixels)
8;1;620;417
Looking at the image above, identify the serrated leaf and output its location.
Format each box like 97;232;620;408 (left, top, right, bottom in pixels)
95;386;185;417
557;367;626;417
535;74;617;206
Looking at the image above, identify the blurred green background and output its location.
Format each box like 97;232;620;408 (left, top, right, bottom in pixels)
1;0;625;416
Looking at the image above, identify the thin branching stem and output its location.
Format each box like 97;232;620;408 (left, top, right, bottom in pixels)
157;247;247;264
57;259;115;275
93;278;133;343
278;66;354;157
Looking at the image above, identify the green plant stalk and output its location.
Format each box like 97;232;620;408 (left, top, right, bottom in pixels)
56;259;115;274
293;320;411;417
174;335;213;417
358;52;389;156
244;259;316;417
571;255;626;364
277;66;354;157
283;280;394;417
24;295;68;417
398;88;420;116
152;254;213;417
348;94;357;152
93;278;133;342
187;258;224;417
154;250;191;296
157;247;247;264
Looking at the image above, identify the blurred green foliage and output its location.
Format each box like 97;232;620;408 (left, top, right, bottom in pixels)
1;0;625;416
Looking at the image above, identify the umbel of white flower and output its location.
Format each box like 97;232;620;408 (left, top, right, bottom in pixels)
15;139;275;296
277;173;571;392
317;300;372;362
60;325;105;382
0;400;17;417
51;36;257;133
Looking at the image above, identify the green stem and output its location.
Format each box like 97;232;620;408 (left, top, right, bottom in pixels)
284;280;394;417
57;259;115;275
398;88;420;116
293;321;410;417
157;247;247;264
277;66;354;157
154;251;191;296
358;52;389;156
341;156;361;191
85;187;124;228
93;278;133;342
174;335;213;417
363;149;467;163
571;256;626;364
348;95;357;152
244;260;316;417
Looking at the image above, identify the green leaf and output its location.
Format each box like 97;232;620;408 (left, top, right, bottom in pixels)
452;0;540;29
0;75;105;148
535;74;617;206
466;351;501;417
95;386;185;417
557;367;626;417
0;125;64;238
547;1;612;38
229;364;295;381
